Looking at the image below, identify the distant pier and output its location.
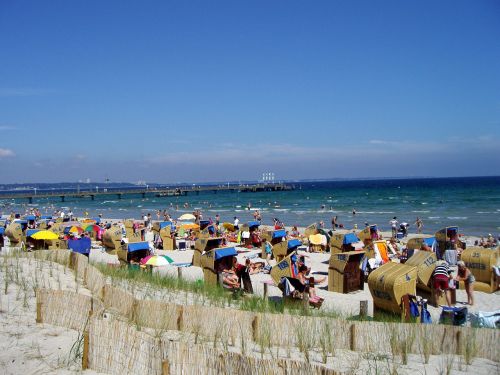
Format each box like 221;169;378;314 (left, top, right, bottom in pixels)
0;183;295;203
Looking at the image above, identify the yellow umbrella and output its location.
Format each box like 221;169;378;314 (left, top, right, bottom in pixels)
31;230;59;240
223;222;235;232
309;233;325;245
180;223;199;230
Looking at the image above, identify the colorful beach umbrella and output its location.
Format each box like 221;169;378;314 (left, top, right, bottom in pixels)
180;223;199;230
65;225;83;234
84;224;101;232
140;255;174;267
30;230;59;240
178;213;196;221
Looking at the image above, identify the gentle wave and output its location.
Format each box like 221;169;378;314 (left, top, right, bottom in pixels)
447;216;468;220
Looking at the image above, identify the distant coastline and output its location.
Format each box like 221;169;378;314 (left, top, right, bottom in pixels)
1;175;499;190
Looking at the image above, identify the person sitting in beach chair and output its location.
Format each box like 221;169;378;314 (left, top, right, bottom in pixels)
282;265;324;307
251;230;262;248
217;259;240;289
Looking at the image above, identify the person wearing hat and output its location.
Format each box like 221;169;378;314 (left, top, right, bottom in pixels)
455;261;475;306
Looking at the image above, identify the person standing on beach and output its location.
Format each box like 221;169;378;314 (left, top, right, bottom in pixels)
389;217;398;238
331;216;337;231
455;261;475;306
415;217;423;234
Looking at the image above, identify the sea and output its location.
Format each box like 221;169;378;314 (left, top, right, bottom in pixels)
1;176;499;237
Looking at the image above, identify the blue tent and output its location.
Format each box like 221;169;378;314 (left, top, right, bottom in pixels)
68;238;91;255
128;242;150;252
343;233;359;244
247;221;260;228
287;239;302;249
214;247;237;260
41;215;52;220
272;229;286;239
26;215;36;221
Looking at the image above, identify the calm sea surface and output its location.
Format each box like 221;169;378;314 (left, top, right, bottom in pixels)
1;177;499;236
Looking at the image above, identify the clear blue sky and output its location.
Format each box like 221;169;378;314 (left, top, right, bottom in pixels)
1;1;499;183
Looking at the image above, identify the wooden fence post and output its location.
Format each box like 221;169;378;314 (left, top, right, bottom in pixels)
455;330;462;355
360;300;368;318
82;330;89;370
36;302;42;323
177;306;184;331
263;283;268;300
162;360;170;375
177;267;183;280
350;324;356;351
252;315;259;342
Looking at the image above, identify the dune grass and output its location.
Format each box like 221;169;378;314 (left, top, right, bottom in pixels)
94;263;344;317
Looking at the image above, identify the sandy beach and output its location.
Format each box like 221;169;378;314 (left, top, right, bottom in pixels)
0;218;499;374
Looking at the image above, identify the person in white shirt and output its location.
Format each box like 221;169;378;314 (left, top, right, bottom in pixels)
233;216;239;230
389;217;398;238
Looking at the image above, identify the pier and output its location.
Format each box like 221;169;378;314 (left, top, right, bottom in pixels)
0;183;295;203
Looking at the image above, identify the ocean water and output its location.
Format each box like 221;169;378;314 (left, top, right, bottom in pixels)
1;177;499;236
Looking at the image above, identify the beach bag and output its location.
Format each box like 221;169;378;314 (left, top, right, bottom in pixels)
409;299;420;318
421;305;432;324
440;306;468;326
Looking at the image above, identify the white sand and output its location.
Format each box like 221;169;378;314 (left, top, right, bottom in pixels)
0;254;102;375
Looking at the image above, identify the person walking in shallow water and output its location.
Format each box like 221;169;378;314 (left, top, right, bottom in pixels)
415;217;423;234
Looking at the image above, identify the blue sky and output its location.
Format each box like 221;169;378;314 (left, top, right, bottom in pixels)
0;1;499;183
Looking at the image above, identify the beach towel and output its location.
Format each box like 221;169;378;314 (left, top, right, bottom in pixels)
469;310;500;328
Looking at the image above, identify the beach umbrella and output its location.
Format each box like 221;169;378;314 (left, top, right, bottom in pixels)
84;224;100;232
309;233;325;245
65;225;83;234
178;213;196;221
222;222;235;232
180;223;199;230
30;230;59;240
140;255;174;267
